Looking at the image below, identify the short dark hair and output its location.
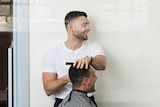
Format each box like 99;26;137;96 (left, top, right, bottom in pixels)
69;64;90;87
64;11;87;29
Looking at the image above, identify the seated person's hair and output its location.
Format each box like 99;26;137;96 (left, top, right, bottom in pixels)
69;64;90;87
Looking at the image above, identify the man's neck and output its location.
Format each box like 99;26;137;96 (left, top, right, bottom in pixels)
73;86;88;93
65;39;84;50
72;89;87;94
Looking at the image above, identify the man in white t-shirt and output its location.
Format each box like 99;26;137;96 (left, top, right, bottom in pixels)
42;11;106;107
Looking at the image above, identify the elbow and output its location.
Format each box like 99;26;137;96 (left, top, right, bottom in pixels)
97;65;106;70
44;88;56;96
101;58;107;70
94;64;106;70
46;92;52;96
94;55;107;70
101;65;106;70
44;89;52;96
102;62;107;70
96;62;107;70
102;63;107;70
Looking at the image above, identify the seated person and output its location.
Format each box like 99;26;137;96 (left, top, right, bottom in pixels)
58;63;97;107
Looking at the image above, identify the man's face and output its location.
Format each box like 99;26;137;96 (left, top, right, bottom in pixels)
86;67;97;92
71;16;91;40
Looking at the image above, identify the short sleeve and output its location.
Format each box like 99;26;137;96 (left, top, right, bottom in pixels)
42;48;57;73
92;42;106;57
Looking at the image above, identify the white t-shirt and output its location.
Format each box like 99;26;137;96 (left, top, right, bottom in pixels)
42;40;105;99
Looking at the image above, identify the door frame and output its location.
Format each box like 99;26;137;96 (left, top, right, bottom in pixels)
13;0;29;106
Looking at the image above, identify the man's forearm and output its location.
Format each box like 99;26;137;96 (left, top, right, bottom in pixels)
91;55;106;70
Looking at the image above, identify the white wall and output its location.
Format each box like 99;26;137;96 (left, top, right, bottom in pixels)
29;0;160;107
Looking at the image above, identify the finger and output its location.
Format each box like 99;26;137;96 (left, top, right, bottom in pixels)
85;61;89;69
80;62;85;69
85;59;90;69
73;60;78;67
76;61;81;69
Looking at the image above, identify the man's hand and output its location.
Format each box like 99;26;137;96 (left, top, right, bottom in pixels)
73;56;92;69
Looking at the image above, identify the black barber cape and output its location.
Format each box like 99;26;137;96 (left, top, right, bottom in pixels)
58;89;96;107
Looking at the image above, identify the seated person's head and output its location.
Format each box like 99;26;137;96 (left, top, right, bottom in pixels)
69;64;97;92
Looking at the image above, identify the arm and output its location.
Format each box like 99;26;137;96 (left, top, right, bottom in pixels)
90;55;106;70
73;55;106;70
42;72;70;96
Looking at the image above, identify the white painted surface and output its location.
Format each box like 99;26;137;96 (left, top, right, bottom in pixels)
29;0;160;106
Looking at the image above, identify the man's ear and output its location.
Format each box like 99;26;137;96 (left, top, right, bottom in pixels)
83;78;88;86
68;23;74;32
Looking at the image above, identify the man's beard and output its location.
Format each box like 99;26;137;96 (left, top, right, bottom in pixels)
73;31;88;40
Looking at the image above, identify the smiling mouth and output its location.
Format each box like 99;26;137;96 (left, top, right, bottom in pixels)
84;32;89;35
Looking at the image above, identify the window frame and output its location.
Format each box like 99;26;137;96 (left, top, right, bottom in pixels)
13;0;29;106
